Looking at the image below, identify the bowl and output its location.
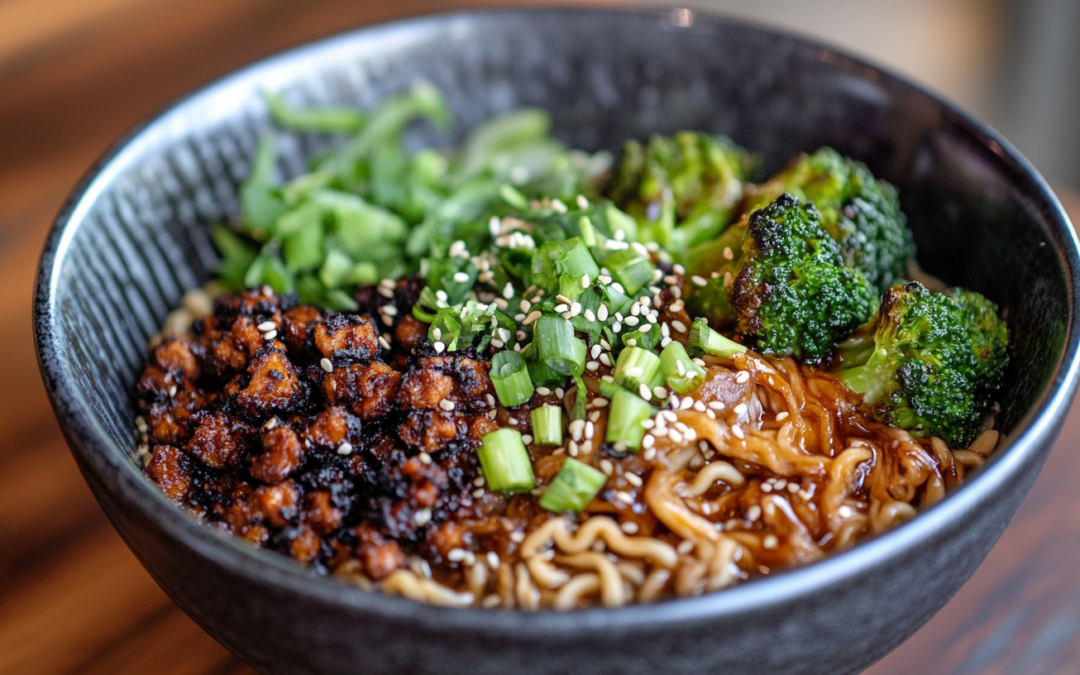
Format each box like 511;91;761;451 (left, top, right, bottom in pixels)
33;7;1080;675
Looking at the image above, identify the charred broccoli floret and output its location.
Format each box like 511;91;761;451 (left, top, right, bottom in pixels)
745;147;914;292
605;132;759;256
835;281;1009;447
688;193;877;361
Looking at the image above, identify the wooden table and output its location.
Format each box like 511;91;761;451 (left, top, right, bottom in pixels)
0;2;1077;673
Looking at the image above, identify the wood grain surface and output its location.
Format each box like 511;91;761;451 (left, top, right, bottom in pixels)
1;2;1077;673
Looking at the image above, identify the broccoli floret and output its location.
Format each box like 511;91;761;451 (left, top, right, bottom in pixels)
605;132;759;256
835;281;1009;447
745;147;914;291
687;193;877;361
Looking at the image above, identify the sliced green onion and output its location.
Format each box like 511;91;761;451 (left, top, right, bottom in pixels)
604;248;655;295
538;458;608;513
606;388;657;451
531;406;563;446
614;347;662;392
622;322;662;351
264;91;366;134
535;317;587;376
491;351;534;407
318;249;353;288
688;318;748;359
477;428;536;495
554;237;600;280
660;341;707;394
579;216;597;247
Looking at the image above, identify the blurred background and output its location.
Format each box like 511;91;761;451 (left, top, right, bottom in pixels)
1;1;1078;674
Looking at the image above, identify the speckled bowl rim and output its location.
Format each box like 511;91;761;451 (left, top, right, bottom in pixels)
33;6;1080;636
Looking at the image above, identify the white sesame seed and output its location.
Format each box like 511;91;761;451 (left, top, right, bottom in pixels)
651;386;666;399
668;430;684;444
693;401;706;412
677;540;694;555
733;403;748;416
746;505;762;522
570;420;585;441
453;272;470;283
523;311;542;325
763;535;779;550
638;383;652;400
554;303;569;313
570;302;582;317
732;425;744;439
614;491;634;505
337;442;353;456
487;551;501;569
581;275;591;288
485;394;496;406
536;386;551;396
776;412;789;421
510;531;526;544
638;324;651;333
509;417;518;425
586;361;600;372
671;320;688;334
168;385;177;398
257;321;276;332
838;505;854;518
612;322;622;333
661;410;678;422
436;290;448;302
382;305;398;316
592;398;609;408
723;246;734;261
735;371;750;384
691;275;708;287
521;435;533;445
491;339;505;349
320;358;333;373
433;341;445;354
643;446;656;460
569;441;579;457
378;336;392;350
627;339;637;347
414;508;432;526
473;488;486;498
692;358;706;367
621;521;639;534
555;388;565;399
263;330;278;340
448;548;467;562
439;399;456;411
761;482;773;493
624;315;640;327
419;452;433;465
625;473;642;487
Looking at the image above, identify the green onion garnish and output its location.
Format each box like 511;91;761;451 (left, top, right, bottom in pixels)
603;248;655;295
477;428;536;495
660;341;707;394
688;318;748;359
605;387;657;451
531;405;563;446
491;351;535;407
613;346;662;392
538;458;608;513
535;316;587;376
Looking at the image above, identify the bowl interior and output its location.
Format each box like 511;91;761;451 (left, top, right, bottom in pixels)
36;6;1076;597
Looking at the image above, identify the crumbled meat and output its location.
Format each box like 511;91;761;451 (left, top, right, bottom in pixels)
281;305;322;356
398;368;455;410
236;349;303;417
355;523;407;580
251;424;305;484
399;410;461;454
323;362;401;420
314;314;378;363
147;445;191;501
394;314;428;351
185;411;255;469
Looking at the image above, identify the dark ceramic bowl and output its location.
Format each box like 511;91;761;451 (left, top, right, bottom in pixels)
33;7;1080;675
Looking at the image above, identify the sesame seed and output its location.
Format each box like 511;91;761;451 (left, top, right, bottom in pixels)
491;339;505;349
473;477;485;487
625;473;643;487
614;491;634;504
433;341;445;354
612;322;622;333
624;315;640;327
585;422;595;439
555;388;565;399
838;505;854;518
733;403;748;415
581;275;591;288
639;324;651;333
168;385;177;398
681;396;694;410
693;401;706;412
788;483;800;494
761;482;773;493
555;303;569;313
723;246;734;260
436;290;448;302
592;398;609;408
660;337;672;348
677;540;694;555
668;430;684;444
378;336;392;350
569;441;579;457
621;521;639;534
599;353;612;367
536;386;551;396
735;371;751;384
638;383;652;400
523;311;542;325
485;394;496;406
746;505;762;521
473;488;485;498
263;330;278;340
671;320;687;333
522;435;533;445
586;361;600;372
487;551;501;569
643;446;657;460
320;358;333;373
652;386;668;399
732;425;744;439
692;358;706;367
662;411;678;422
257;321;276;332
776;412;789;421
439;399;456;411
763;535;779;550
627;339;637;347
337;442;353;456
691;275;708;287
510;531;526;544
598;305;609;322
419;452;433;465
448;548;467;562
508;417;518;425
382;305;398;316
378;286;395;299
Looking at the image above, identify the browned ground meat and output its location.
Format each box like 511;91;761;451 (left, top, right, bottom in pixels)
137;286;494;575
